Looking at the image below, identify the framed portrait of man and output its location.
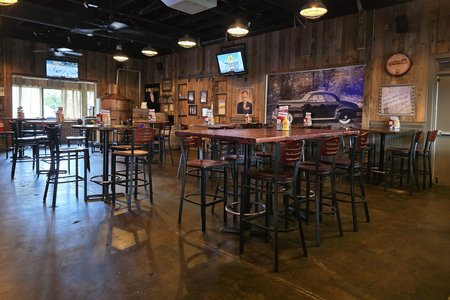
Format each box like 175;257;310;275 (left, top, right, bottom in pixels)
236;87;254;115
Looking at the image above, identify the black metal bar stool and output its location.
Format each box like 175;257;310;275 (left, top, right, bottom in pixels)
240;139;307;272
416;130;438;190
43;125;89;208
334;133;371;232
177;133;228;233
385;130;422;194
298;136;343;246
111;127;156;208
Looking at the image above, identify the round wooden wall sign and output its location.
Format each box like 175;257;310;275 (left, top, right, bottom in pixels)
386;53;412;76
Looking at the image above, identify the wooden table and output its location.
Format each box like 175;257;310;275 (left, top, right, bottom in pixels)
177;127;359;271
362;127;410;182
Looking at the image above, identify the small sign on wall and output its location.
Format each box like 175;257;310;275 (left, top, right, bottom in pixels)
379;84;415;115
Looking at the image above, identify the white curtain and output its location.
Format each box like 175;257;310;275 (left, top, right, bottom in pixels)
12;75;96;119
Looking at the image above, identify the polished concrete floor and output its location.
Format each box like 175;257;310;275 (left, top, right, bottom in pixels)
0;149;449;300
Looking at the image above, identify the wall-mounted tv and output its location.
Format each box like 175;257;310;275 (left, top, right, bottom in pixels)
46;59;79;79
216;49;247;76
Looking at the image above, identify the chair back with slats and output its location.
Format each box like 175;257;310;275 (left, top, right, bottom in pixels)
44;124;62;152
179;135;204;162
280;140;303;167
423;130;438;153
320;137;340;157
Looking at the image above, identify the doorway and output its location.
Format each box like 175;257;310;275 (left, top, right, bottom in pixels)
432;61;450;186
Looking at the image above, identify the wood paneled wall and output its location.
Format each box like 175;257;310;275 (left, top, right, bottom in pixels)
1;0;449;126
0;39;146;117
144;0;450;126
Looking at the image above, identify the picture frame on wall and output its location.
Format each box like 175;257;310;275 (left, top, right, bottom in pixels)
379;84;415;115
188;105;197;115
236;87;254;115
162;79;172;92
188;90;195;103
200;90;208;103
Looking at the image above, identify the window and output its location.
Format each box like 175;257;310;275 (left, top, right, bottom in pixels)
12;75;96;119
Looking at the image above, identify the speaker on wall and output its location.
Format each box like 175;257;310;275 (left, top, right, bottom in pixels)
156;62;163;71
395;15;409;33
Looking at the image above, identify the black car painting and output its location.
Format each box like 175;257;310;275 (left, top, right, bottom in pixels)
278;91;362;125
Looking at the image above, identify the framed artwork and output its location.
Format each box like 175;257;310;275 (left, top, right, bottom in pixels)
379;84;415;115
188;105;197;115
200;90;208;103
265;65;365;126
162;79;172;92
187;90;195;103
201;107;209;117
236;87;254;115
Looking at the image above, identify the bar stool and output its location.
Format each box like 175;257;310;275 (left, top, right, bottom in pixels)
43;125;89;208
9;121;42;179
385;130;422;194
177;133;228;233
298;136;343;246
240;139;307;272
335;133;371;232
111;127;156;207
0;130;14;159
416;130;438;190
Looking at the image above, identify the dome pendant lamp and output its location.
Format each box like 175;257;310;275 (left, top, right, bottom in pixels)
300;0;328;20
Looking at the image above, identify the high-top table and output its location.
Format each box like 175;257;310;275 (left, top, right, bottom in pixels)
362;127;411;182
72;124;134;202
177;127;359;271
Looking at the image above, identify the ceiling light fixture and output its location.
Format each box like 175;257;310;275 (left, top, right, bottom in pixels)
227;20;249;38
83;1;98;8
300;0;327;20
178;34;196;49
141;45;158;57
0;0;18;6
113;45;128;62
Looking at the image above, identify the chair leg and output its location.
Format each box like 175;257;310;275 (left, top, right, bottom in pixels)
11;143;19;180
178;164;187;225
427;154;433;188
176;153;183;180
148;154;153;204
331;172;343;237
359;174;370;223
111;154;117;205
84;150;88;201
52;154;60;208
200;168;207;232
349;174;358;232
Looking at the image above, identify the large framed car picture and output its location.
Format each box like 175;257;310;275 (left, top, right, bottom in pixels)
265;65;365;126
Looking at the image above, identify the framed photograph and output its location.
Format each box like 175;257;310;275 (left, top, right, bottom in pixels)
188;105;197;116
201;107;209;117
162;79;172;92
200;90;208;103
187;90;195;103
236;87;254;115
379;84;415;115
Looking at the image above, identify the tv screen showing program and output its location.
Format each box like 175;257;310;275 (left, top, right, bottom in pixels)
46;59;79;79
216;50;247;76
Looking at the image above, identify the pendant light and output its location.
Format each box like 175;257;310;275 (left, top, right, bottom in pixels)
0;0;18;5
300;0;327;20
141;45;158;57
113;45;129;62
178;34;196;48
227;20;249;38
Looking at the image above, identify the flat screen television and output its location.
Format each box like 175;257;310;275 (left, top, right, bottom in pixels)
216;50;247;76
46;59;79;79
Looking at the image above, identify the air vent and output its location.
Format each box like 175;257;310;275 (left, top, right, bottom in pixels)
161;0;217;14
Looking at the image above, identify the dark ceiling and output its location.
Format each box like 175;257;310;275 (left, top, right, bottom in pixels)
0;0;413;59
